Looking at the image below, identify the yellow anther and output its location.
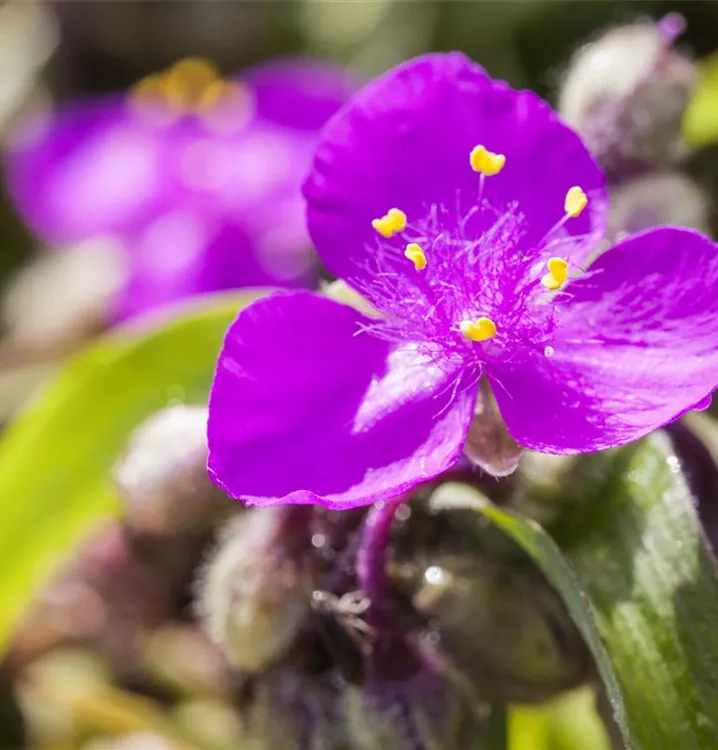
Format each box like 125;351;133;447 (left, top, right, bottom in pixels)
564;186;588;218
164;57;221;110
371;208;407;238
131;74;166;103
460;317;497;342
470;145;506;176
197;79;245;112
404;243;427;271
541;256;569;290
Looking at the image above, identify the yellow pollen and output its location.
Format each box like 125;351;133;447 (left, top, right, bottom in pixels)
541;256;569;290
460;317;497;342
371;207;407;238
564;186;588;218
404;243;427;271
469;145;506;176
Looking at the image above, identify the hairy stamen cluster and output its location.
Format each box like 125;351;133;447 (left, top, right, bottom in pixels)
353;146;588;371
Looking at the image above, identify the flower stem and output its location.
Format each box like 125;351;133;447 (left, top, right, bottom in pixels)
356;496;405;626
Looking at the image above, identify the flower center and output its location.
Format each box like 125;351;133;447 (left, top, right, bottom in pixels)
129;57;254;132
357;146;589;368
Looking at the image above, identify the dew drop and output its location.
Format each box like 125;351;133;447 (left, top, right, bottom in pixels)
544;345;555;358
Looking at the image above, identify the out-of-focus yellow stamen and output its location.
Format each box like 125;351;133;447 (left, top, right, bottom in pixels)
404;242;427;271
541;256;569;290
130;57;252;127
564;186;588;218
164;57;221;110
131;74;166;103
372;208;407;238
470;145;506;176
460;317;497;342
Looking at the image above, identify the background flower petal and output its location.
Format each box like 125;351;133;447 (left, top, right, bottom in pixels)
5;97;170;243
304;52;607;285
244;58;358;131
207;291;477;509
488;228;718;453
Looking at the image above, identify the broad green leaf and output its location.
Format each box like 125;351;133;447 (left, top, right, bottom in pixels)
0;291;264;655
683;51;718;148
438;433;718;750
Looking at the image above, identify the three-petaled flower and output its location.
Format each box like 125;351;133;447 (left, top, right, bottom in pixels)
208;53;718;509
5;57;354;320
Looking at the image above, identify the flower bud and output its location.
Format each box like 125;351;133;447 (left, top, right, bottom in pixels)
0;2;57;135
141;624;238;697
17;647;112;749
197;508;315;673
399;554;589;703
1;239;126;358
114;405;230;537
173;698;243;749
343;671;495;749
608;172;711;239
8;522;176;674
388;485;589;704
558;16;698;176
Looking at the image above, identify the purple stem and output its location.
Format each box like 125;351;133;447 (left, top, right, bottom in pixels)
356;496;406;626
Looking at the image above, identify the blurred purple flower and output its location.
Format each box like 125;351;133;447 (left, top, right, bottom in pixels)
207;53;718;510
4;57;355;320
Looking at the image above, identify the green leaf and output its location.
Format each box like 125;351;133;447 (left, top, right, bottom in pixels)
509;687;610;750
0;291;264;655
683;52;718;148
437;433;718;750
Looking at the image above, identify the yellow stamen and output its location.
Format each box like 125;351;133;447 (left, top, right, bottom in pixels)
197;79;244;112
541;256;569;290
564;186;588;218
460;317;497;342
164;57;221;110
470;145;506;176
371;207;407;238
404;242;427;271
131;74;166;103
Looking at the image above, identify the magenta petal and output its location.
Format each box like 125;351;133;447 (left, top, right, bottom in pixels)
304;52;607;285
488;228;718;453
5;97;169;243
244;58;358;131
207;291;478;509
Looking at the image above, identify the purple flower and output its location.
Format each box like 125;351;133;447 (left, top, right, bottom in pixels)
207;53;718;510
4;57;355;320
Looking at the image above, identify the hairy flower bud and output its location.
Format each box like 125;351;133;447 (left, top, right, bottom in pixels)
558;16;698;176
8;523;175;673
114;405;231;537
388;486;589;704
398;553;588;704
343;675;494;749
0;2;57;135
197;508;315;673
608;172;711;239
